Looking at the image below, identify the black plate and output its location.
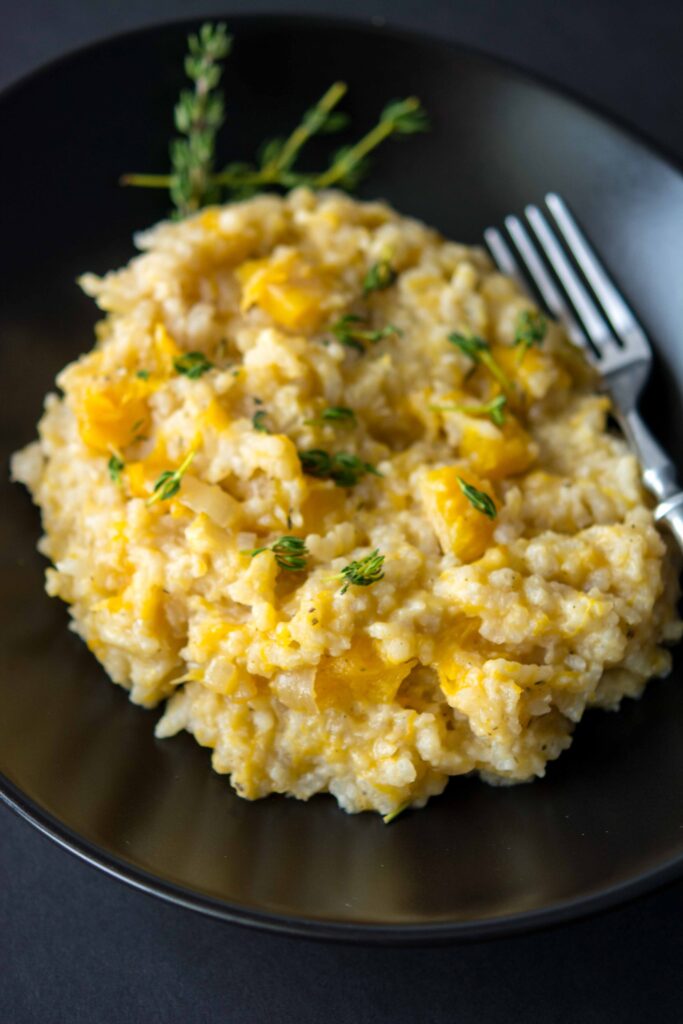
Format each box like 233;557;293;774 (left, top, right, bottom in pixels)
2;15;683;943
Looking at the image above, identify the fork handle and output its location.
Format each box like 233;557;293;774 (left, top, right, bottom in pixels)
619;407;683;550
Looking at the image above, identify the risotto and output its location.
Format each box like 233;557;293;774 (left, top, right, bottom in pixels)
11;189;681;817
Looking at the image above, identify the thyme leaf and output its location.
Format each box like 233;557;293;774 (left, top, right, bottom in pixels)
305;406;357;427
147;450;196;505
430;394;507;427
242;535;308;571
514;309;547;355
330;314;400;352
363;259;397;295
298;449;381;487
252;410;270;433
173;351;214;379
108;455;124;484
457;476;497;519
337;548;385;594
448;333;513;392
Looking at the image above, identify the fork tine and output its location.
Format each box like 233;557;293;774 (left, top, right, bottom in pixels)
524;204;621;355
503;215;591;354
483;227;528;293
545;194;650;359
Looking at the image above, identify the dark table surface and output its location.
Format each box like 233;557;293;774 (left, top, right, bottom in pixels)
3;1;683;1021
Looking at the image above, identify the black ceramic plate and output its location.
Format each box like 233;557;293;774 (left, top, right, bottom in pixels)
2;15;683;944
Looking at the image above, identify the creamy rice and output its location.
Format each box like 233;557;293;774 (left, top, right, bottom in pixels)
12;189;681;817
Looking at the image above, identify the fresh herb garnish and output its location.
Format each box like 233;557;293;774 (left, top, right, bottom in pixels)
242;535;308;571
122;24;429;215
337;548;385;594
457;477;497;519
363;259;397;295
431;394;507;427
382;802;410;825
330;314;400;353
448;333;512;392
108;454;124;484
252;410;270;433
514;309;547;355
136;369;150;380
149;23;232;218
299;449;381;487
173;351;214;379
305;406;357;427
147;450;196;506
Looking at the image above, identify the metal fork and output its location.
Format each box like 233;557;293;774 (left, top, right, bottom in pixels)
484;193;683;549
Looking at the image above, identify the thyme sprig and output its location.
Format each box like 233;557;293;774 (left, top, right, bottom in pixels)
363;259;397;295
124;23;232;218
331;314;400;353
337;549;385;594
299;449;381;487
457;477;497;519
430;394;507;427
448;333;513;392
304;406;357;427
108;454;124;484
514;309;547;356
174;351;214;378
122;24;429;215
242;535;308;571
252;410;270;433
147;450;196;505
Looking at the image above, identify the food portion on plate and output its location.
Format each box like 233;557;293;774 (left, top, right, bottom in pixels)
12;185;681;819
10;22;681;822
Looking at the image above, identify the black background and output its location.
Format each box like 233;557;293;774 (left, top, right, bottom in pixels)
2;1;683;1020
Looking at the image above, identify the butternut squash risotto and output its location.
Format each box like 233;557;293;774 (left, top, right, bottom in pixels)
12;189;681;817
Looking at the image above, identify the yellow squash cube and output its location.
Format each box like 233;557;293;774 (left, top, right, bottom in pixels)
459;416;535;480
419;465;496;562
237;249;328;332
315;635;414;709
76;378;150;453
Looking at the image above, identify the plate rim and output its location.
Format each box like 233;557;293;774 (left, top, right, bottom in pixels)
2;10;682;943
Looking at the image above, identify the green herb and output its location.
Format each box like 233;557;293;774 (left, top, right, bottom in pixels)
313;97;429;190
299;449;381;487
331;314;400;352
122;24;429;212
173;351;214;379
430;394;507;427
252;410;270;433
448;333;512;392
456;476;497;519
136;369;150;380
337;548;385;594
363;259;397;295
382;802;410;825
147;450;196;506
108;454;124;484
298;449;332;477
242;535;308;571
305;406;357;427
124;23;232;217
514;309;547;355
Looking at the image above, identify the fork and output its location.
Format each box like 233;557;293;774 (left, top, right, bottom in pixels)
484;193;683;549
